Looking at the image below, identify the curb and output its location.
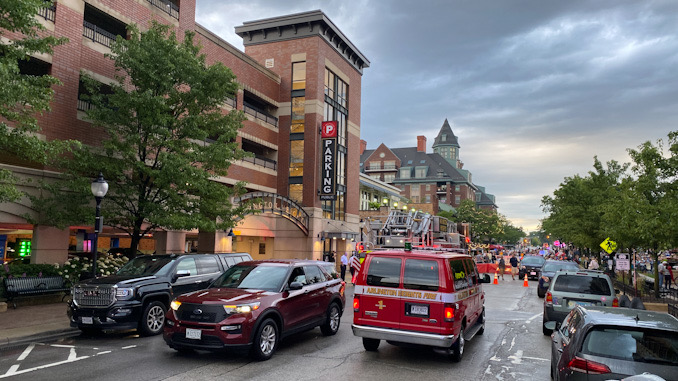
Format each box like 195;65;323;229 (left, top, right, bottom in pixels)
0;328;80;351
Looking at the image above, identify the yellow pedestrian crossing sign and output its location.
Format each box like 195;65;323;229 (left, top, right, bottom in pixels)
600;237;617;254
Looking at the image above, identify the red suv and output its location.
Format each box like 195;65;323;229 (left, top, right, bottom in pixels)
163;260;345;360
352;249;490;362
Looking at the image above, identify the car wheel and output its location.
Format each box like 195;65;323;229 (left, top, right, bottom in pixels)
250;318;278;361
78;327;100;336
537;288;545;298
477;308;485;336
139;301;166;336
450;326;465;362
362;338;380;351
542;318;552;336
320;303;341;336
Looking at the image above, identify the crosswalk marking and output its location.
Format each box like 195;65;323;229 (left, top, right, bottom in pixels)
16;344;34;361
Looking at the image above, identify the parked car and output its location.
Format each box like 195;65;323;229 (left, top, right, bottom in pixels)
518;255;546;280
163;260;346;360
69;252;252;335
547;306;678;381
351;249;491;362
538;260;580;297
543;270;618;335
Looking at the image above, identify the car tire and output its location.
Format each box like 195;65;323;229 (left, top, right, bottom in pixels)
363;338;380;351
78;327;100;336
477;308;485;336
450;326;465;362
250;318;278;361
320;303;341;336
542;318;552;336
537;288;545;298
139;301;166;336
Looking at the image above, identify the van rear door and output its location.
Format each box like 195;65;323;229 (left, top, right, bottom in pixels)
400;258;443;333
356;256;402;330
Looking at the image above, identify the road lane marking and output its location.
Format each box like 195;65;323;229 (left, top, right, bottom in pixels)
523;356;549;361
0;355;90;378
17;344;35;361
50;344;75;348
121;345;136;349
508;350;524;364
67;348;78;361
96;351;111;355
525;312;541;323
4;365;20;377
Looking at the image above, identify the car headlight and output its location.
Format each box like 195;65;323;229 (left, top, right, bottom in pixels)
115;287;134;300
170;300;182;311
223;302;260;314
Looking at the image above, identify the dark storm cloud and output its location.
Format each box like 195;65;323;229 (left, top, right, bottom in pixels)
196;0;678;231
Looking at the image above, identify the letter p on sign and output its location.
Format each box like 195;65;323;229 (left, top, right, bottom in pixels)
322;121;338;138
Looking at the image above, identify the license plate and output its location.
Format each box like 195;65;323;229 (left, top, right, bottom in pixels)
81;316;93;324
185;328;202;340
530;271;536;275
568;301;592;307
411;305;428;315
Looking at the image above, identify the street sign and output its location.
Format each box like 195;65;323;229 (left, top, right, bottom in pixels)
600;237;617;254
615;253;630;271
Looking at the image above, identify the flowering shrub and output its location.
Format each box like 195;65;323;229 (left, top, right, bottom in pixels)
55;254;130;287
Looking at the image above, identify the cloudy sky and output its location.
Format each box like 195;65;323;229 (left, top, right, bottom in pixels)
195;0;678;232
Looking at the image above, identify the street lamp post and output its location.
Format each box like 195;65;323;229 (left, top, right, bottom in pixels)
91;173;108;277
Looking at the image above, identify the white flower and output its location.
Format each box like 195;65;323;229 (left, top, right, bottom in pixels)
63;268;68;273
105;271;110;275
71;264;76;268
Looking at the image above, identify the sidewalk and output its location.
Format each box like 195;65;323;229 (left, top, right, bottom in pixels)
0;302;78;347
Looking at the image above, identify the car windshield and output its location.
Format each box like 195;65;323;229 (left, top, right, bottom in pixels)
581;327;678;365
553;275;611;295
211;264;288;292
521;257;545;266
542;262;579;272
116;256;174;277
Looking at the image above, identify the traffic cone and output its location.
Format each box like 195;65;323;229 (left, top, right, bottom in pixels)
493;270;498;285
523;274;529;287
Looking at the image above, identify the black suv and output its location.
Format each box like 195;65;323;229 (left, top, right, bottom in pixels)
69;253;252;335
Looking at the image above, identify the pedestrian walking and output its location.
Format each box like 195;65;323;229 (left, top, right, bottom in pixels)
497;255;506;280
509;253;518;280
658;261;666;289
666;262;674;290
340;252;348;281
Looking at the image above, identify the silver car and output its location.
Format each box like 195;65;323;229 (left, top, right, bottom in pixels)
543;270;617;335
548;306;678;381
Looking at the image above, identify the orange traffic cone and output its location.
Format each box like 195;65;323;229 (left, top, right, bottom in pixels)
523;274;529;287
493;270;499;285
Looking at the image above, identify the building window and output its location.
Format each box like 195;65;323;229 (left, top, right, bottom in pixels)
291;97;305;133
425;195;431;203
455;195;461;205
455;185;460;192
383;174;395;183
289;62;305;201
476;192;481;202
368;161;381;170
289;140;304;177
323;68;348;220
400;167;411;179
259;243;266;255
384;160;395;170
292;61;306;90
289;182;303;204
410;185;420;203
415;166;428;178
441;134;447;142
83;4;128;48
426;184;431;191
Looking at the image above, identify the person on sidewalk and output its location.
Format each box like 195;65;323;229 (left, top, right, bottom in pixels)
662;261;673;290
510;253;518;280
497;255;506;280
340;252;348;281
658;261;666;289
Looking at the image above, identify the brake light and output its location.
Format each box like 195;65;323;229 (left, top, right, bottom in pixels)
612;297;619;307
545;292;553;307
444;303;456;322
353;296;360;312
567;356;611;375
340;281;345;297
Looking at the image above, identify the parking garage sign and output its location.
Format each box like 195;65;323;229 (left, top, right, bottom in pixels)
320;121;337;200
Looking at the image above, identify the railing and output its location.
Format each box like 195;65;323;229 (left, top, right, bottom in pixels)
77;99;94;112
147;0;179;20
613;276;678;318
244;104;278;127
242;155;277;170
38;4;56;22
83;21;117;48
224;97;236;108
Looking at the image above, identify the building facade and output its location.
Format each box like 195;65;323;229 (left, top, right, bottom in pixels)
359;119;497;215
0;2;369;263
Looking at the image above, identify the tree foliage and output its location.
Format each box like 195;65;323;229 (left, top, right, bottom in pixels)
0;0;68;202
449;199;503;242
35;22;250;251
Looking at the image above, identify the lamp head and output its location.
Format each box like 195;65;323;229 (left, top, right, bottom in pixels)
91;172;109;198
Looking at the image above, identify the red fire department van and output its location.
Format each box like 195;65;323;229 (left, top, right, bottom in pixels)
351;248;491;361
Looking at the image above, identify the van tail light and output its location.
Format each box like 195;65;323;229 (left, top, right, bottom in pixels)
567;356;611;375
353;296;360;312
545;292;553;307
444;303;457;322
612;297;619;307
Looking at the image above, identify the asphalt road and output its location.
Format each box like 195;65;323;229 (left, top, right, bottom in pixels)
0;278;551;381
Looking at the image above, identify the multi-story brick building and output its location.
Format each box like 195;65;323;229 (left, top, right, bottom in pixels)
0;2;369;263
360;119;497;215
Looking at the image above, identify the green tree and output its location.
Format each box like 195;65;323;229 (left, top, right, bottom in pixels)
0;0;67;202
453;199;502;242
37;22;250;253
496;217;525;246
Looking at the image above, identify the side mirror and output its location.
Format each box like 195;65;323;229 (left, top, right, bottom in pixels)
480;274;491;283
289;281;303;291
172;270;191;282
544;321;558;331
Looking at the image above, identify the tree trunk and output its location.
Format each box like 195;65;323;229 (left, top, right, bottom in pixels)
652;248;659;298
